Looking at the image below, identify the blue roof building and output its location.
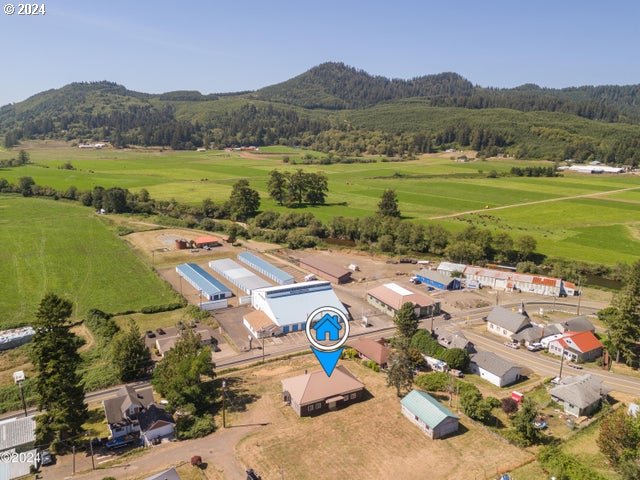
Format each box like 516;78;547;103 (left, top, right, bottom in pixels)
416;269;461;291
175;263;232;301
237;252;294;285
400;390;459;439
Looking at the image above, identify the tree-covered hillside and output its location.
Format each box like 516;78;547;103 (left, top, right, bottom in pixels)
2;63;640;164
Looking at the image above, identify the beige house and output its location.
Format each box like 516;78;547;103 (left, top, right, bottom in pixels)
281;366;365;417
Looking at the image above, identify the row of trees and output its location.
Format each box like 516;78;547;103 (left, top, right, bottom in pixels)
267;169;328;207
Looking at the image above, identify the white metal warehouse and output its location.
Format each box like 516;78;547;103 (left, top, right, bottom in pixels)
237;251;294;285
208;258;272;294
247;280;348;336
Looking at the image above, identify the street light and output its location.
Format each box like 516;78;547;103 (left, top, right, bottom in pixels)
13;371;27;417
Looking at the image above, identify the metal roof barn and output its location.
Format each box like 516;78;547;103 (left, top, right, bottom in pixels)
175;263;232;301
209;258;272;294
251;281;348;333
237;252;294;285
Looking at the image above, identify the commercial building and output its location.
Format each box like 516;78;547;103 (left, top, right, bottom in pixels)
245;281;348;337
486;305;531;340
282;366;365;416
415;269;461;290
366;283;440;318
462;265;577;297
237;251;294;285
401;390;459;439
299;256;352;284
175;263;232;302
208;258;272;295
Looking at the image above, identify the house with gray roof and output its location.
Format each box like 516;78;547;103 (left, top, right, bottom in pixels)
401;390;459;439
470;351;522;387
433;327;473;352
549;374;609;417
486;305;531;340
103;386;175;443
558;316;596;333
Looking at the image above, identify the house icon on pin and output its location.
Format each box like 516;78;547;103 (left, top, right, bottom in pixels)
312;313;343;342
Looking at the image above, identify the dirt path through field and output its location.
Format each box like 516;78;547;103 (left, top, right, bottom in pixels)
429;185;640;220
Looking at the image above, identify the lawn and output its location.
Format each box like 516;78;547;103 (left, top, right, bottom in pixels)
0;195;178;328
1;143;639;265
234;356;533;480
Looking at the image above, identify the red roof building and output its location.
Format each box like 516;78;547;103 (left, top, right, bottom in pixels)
548;331;603;363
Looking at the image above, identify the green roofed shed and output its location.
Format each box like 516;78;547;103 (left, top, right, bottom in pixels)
400;389;459;439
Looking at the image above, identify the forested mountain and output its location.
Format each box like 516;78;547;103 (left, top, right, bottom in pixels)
2;63;640;164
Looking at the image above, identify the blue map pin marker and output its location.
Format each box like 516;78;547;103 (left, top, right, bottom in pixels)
311;347;344;377
305;306;351;377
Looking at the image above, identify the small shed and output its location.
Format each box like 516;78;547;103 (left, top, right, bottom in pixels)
401;390;459;439
194;236;221;248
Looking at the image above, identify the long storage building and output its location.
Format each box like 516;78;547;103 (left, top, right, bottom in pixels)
299;256;352;284
237;252;294;285
208;258;272;295
175;263;232;301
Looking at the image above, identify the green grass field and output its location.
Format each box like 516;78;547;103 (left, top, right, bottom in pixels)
1;143;639;265
0;195;177;328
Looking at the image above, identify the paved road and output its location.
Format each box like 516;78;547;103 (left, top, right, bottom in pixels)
464;330;640;396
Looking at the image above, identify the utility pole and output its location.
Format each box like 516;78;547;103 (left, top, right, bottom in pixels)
72;445;76;475
576;278;583;315
89;440;95;470
558;348;565;379
17;381;27;417
262;336;265;363
222;379;227;428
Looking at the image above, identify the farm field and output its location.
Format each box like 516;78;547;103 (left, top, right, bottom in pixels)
234;355;533;480
1;143;639;264
0;194;178;328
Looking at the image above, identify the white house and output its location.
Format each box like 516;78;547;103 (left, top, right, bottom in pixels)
486;305;531;340
548;331;604;362
470;351;522;387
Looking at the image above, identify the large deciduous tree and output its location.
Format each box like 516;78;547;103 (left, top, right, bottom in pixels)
30;294;87;451
267;170;287;205
386;348;415;397
228;179;260;221
152;329;216;415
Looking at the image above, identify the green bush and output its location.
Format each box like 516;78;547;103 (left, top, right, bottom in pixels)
116;226;134;236
141;302;185;314
362;360;380;372
85;309;119;343
414;372;450;392
342;347;359;359
538;446;607;480
176;414;216;440
440;348;470;371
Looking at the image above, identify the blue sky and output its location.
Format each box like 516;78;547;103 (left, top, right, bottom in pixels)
0;1;638;105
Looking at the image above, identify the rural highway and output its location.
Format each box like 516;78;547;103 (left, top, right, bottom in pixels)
0;298;627;423
429;185;640;220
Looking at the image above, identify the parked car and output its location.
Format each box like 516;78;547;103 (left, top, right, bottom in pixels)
39;450;54;466
105;436;136;450
409;276;421;285
449;369;464;378
146;331;156;339
156;328;165;335
526;343;543;352
246;469;262;480
504;341;520;350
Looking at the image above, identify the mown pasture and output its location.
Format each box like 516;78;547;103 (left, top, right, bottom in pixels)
0;195;177;328
0;143;639;265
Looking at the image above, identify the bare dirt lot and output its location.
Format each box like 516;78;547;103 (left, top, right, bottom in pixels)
235;356;534;480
